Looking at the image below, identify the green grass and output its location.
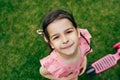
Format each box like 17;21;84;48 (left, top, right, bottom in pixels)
0;0;120;80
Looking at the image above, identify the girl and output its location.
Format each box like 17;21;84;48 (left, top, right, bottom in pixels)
37;9;92;80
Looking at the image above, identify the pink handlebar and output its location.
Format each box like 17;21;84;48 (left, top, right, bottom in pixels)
113;42;120;49
86;42;120;74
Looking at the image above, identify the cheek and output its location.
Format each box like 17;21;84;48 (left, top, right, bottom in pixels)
70;34;79;41
50;41;60;49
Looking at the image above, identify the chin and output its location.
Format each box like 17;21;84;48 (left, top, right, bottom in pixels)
60;45;78;56
61;49;76;56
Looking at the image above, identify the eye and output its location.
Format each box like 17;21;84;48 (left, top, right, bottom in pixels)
52;36;59;40
66;30;73;34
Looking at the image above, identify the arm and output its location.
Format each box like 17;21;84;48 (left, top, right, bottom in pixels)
39;66;77;80
79;56;87;76
39;66;58;80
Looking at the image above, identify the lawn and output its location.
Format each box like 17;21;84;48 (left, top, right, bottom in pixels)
0;0;120;80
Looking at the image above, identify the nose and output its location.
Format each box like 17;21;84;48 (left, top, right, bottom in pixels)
62;35;69;44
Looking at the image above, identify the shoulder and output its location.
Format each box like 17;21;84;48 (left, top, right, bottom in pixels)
78;28;93;54
79;28;92;39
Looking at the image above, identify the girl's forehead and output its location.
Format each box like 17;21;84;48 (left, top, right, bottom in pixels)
47;19;74;33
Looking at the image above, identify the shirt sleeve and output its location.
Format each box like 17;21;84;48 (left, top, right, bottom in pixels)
79;28;93;54
79;28;92;44
40;52;66;78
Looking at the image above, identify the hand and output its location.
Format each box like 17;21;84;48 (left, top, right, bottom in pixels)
79;56;87;76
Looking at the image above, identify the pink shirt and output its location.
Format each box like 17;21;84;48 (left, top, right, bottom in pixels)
40;29;92;80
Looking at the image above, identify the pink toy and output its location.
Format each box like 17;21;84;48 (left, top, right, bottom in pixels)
86;42;120;74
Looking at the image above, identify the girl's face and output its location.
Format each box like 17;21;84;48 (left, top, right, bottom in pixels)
47;19;79;57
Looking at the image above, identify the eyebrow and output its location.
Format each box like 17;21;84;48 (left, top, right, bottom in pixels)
65;27;74;31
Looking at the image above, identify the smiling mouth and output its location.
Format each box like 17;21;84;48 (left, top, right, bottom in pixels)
62;43;74;49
